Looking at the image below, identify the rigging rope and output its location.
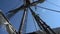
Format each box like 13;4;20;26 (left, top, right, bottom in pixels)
33;0;37;11
37;6;60;13
46;0;60;7
29;7;56;34
24;8;28;33
32;14;38;31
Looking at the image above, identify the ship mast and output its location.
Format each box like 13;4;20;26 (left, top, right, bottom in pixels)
29;7;56;34
1;0;56;34
18;0;29;34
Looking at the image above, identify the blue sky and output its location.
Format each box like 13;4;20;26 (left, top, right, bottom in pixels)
0;0;60;34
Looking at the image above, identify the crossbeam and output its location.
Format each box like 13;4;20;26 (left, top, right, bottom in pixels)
7;0;45;19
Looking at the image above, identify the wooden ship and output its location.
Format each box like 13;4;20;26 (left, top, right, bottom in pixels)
0;0;60;34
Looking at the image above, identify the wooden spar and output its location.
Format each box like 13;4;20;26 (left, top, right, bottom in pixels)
18;8;27;34
29;7;56;34
0;11;17;34
7;0;45;19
